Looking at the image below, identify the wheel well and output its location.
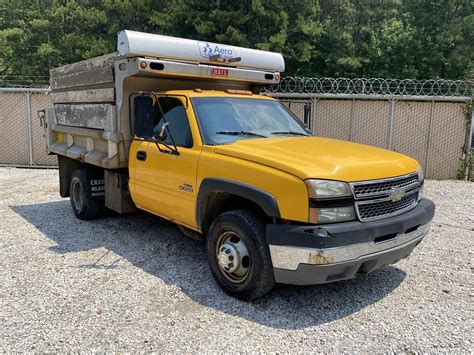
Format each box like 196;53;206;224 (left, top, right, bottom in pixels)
58;156;112;198
200;192;271;234
58;155;84;198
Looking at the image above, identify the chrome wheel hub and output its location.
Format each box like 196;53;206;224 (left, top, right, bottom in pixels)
218;243;239;273
215;231;250;283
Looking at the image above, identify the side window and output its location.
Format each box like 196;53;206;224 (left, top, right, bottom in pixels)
154;97;193;148
133;96;193;148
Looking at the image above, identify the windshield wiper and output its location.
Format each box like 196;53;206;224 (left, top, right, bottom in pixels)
271;131;310;136
216;131;267;138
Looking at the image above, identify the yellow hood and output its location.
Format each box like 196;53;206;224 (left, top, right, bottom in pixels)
214;137;418;182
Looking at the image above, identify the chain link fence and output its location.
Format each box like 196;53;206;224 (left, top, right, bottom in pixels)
1;78;473;179
0;88;55;167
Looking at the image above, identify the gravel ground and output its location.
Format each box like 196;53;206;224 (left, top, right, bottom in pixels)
0;167;472;352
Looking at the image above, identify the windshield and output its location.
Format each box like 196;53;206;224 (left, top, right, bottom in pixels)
192;97;311;145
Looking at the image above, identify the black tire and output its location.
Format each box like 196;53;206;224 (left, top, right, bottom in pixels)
69;169;103;220
206;209;275;301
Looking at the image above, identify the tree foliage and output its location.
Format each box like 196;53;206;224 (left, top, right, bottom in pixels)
0;0;472;86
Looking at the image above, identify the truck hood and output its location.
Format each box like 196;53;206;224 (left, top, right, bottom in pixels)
214;137;418;182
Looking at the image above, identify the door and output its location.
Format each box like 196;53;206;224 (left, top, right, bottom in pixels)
129;95;200;229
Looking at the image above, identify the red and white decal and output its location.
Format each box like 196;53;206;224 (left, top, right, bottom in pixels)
211;68;229;77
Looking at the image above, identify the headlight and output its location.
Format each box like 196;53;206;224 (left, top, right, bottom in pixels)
417;164;424;200
306;179;355;223
309;206;356;223
305;179;352;198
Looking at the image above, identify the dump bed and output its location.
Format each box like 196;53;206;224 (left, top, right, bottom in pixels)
44;30;284;169
45;53;125;168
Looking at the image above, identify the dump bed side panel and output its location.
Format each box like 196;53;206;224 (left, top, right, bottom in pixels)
50;53;118;82
51;88;115;104
46;53;127;169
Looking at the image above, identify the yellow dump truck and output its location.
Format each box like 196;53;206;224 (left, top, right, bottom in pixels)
43;30;435;300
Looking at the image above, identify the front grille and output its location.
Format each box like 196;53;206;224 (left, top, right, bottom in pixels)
357;190;418;221
350;173;420;222
352;173;419;198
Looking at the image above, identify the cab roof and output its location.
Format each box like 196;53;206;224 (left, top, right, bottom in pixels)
153;89;276;100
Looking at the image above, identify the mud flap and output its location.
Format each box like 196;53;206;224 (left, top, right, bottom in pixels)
85;166;105;201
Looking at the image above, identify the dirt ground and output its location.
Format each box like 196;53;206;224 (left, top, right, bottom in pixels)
0;167;472;352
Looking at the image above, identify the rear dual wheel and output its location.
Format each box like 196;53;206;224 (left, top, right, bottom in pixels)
70;169;103;220
206;210;275;301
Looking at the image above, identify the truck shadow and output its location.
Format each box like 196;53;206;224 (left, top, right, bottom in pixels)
11;200;406;330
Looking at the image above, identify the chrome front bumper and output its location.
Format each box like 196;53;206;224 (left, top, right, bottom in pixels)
267;198;435;285
270;222;431;271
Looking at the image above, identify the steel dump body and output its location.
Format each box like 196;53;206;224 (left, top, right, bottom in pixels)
45;30;283;169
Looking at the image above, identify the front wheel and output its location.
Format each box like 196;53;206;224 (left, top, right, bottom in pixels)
206;210;275;301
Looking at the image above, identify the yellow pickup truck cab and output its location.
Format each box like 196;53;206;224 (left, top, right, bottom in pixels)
44;31;435;300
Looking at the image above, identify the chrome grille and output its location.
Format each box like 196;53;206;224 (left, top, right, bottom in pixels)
352;173;419;199
357;190;418;221
350;173;420;222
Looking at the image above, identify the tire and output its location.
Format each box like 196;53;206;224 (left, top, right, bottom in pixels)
69;169;103;220
206;209;275;301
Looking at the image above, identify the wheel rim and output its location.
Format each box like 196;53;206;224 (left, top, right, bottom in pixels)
71;179;84;211
215;231;250;284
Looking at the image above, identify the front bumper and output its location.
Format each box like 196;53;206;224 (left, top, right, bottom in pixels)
267;198;435;285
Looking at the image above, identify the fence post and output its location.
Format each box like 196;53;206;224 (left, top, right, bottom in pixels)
387;99;396;150
465;104;473;179
311;97;318;134
26;92;34;166
349;98;355;141
425;100;435;179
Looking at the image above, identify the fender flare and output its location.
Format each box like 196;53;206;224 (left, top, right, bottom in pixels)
196;178;281;229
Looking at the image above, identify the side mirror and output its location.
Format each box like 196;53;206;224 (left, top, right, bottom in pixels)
151;121;180;156
154;122;169;141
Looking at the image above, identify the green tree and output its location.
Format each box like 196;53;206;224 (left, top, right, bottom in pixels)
0;0;472;86
403;0;473;79
149;0;323;75
0;0;110;86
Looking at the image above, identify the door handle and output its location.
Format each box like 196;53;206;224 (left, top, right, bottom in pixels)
136;151;147;161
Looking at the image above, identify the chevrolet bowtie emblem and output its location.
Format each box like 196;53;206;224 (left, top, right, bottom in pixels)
389;188;405;202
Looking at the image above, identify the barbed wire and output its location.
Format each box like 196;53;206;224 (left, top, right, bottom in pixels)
0;82;49;88
1;76;473;97
0;76;49;89
263;77;473;97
